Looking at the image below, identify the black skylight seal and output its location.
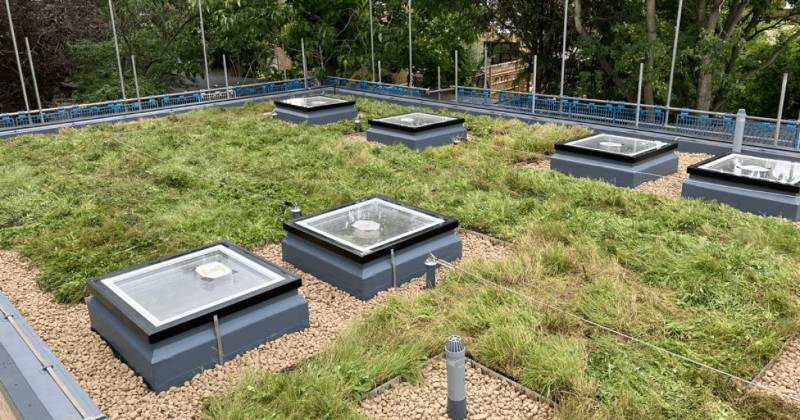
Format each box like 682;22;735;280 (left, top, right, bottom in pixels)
87;240;301;344
274;97;355;111
368;114;465;133
687;153;800;194
554;134;678;163
283;195;459;264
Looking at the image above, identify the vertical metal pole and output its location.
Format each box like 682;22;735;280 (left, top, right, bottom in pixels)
369;0;376;82
222;53;229;91
635;63;644;128
5;0;32;123
108;0;127;99
301;38;308;89
559;0;568;98
131;55;141;101
24;38;43;122
794;110;800;149
531;55;537;114
407;0;413;87
774;72;788;144
198;0;210;90
437;66;441;101
213;315;224;365
483;45;488;90
281;42;288;81
390;249;397;288
732;109;746;153
454;50;459;102
665;0;684;126
378;60;382;82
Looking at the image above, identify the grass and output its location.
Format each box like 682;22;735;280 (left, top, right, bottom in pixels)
2;96;800;417
0;98;583;302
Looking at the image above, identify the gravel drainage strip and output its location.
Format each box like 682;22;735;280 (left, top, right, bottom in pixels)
754;334;800;402
361;354;556;420
0;230;510;419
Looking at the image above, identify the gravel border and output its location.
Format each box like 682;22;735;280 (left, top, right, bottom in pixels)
634;153;712;199
0;230;511;419
361;355;555;420
754;334;800;402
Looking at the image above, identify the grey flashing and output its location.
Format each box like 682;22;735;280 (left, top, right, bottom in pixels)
550;134;679;187
86;241;310;391
282;196;462;300
682;174;800;220
367;113;467;149
273;96;357;125
682;153;800;220
0;292;106;420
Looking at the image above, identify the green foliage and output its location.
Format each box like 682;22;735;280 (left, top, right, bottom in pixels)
282;0;486;83
67;0;203;102
68;41;170;103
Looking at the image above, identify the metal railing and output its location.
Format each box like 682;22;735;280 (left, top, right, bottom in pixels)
452;86;800;150
4;75;800;153
0;77;315;132
330;80;800;152
323;76;428;98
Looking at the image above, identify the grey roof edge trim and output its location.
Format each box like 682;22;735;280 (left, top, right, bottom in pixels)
0;292;106;420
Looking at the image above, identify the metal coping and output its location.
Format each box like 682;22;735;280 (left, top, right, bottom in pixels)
368;113;465;133
273;96;356;111
284;195;459;264
87;240;302;344
554;134;678;163
687;153;800;194
0;293;105;420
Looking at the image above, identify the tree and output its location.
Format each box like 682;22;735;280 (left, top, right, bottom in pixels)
284;0;486;85
0;0;105;112
203;0;288;79
488;0;800;114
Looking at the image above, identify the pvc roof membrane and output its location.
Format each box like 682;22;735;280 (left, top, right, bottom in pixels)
698;153;800;185
372;112;458;128
295;197;444;255
277;96;349;108
566;134;670;157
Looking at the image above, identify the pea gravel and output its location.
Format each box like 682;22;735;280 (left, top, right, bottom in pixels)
0;230;511;419
361;358;555;420
634;152;712;198
756;337;800;402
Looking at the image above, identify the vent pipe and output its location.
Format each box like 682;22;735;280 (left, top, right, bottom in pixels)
445;335;467;420
425;254;437;289
732;109;746;153
285;202;302;219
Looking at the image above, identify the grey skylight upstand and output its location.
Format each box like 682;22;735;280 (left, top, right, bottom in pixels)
282;196;462;300
367;112;467;149
682;153;800;219
550;133;679;187
87;241;309;392
273;95;357;125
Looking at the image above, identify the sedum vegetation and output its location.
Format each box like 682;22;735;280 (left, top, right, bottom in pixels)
2;98;800;417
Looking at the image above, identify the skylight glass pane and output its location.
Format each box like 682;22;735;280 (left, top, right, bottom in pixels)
103;245;284;327
296;198;444;254
699;154;800;185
